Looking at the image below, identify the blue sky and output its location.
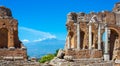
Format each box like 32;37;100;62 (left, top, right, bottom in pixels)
0;0;119;43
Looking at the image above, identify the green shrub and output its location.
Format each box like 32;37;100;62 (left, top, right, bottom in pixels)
39;54;55;63
38;49;61;63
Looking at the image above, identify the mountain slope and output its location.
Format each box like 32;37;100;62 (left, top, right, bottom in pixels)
24;38;65;58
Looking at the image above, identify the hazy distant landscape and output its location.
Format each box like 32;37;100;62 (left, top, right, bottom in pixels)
18;27;65;58
24;38;65;58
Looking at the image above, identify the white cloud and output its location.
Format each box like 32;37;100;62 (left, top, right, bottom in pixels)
22;39;30;43
33;38;46;42
19;26;56;43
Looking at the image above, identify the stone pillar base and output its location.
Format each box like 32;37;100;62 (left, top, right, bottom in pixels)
104;53;110;61
9;47;15;50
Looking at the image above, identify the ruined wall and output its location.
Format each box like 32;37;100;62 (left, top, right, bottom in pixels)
0;6;27;60
0;49;27;60
65;2;120;61
65;49;102;59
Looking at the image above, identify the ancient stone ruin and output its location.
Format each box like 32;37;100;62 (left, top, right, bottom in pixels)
50;2;120;66
63;2;120;66
0;6;27;60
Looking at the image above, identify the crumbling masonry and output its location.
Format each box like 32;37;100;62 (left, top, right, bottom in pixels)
0;6;27;60
65;2;120;65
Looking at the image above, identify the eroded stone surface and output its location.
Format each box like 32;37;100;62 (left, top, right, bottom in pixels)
65;2;120;61
62;2;120;66
0;6;27;60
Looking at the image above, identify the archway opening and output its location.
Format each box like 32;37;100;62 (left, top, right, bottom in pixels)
80;30;85;49
0;28;8;48
69;31;74;48
92;33;94;48
102;29;119;60
109;29;118;60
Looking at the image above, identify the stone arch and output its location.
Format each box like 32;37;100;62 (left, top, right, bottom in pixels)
108;26;120;33
0;28;8;48
109;28;119;60
109;27;120;37
101;27;119;60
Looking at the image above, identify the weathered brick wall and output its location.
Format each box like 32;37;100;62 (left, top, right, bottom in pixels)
0;49;27;60
65;49;102;59
0;6;27;60
0;61;41;66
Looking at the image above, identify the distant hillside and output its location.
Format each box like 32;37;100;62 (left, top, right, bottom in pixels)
24;38;65;58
